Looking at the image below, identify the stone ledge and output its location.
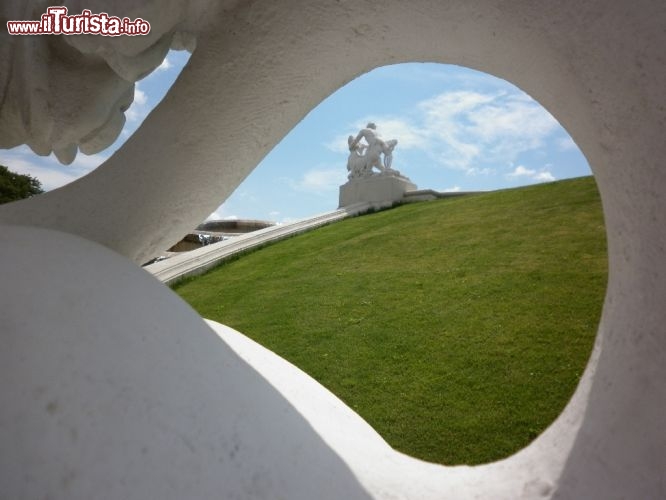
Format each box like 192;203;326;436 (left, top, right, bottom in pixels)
401;189;485;203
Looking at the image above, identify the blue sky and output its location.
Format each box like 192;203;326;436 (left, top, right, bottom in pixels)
2;50;591;224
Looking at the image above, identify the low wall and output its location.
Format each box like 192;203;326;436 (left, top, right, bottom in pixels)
402;189;484;203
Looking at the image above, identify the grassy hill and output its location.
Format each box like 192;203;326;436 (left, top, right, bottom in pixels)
173;176;607;465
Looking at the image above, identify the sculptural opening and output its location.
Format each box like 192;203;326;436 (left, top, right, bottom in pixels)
0;49;606;466
165;63;606;465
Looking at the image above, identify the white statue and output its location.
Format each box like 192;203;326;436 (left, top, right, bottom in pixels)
346;122;400;179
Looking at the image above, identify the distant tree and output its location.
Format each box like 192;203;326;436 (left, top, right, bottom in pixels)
0;165;44;204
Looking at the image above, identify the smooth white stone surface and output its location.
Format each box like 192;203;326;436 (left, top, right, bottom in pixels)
0;224;372;500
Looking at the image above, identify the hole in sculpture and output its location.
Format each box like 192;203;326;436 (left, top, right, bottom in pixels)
0;50;190;201
166;63;608;465
1;52;605;465
173;63;607;466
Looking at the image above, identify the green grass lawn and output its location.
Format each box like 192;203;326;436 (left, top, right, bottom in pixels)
173;176;607;465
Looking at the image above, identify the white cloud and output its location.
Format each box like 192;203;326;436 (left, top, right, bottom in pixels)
535;171;556;182
134;87;147;105
206;211;239;221
206;204;238;221
1;146;107;191
330;88;563;177
508;165;534;177
507;165;555;182
68;152;108;171
126;84;148;122
326;117;429;154
444;185;461;192
432;139;481;172
324;133;354;154
5;160;80;192
418;90;559;170
467;167;496;176
354;117;429;150
157;56;172;72
465;94;557;143
420;90;497;120
289;167;347;194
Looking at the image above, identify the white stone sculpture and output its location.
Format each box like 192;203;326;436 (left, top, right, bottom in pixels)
341;122;414;208
347;123;400;179
0;0;665;499
0;1;199;164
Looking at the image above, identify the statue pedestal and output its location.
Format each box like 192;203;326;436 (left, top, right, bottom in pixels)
338;174;417;209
